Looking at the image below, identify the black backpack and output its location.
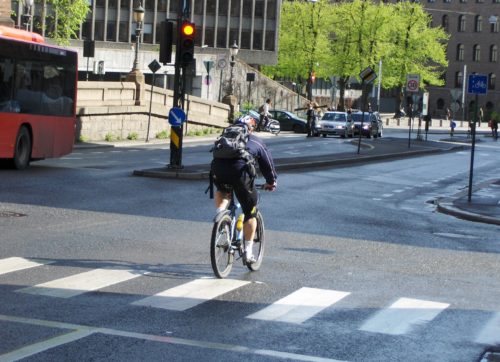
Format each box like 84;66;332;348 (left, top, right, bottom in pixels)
212;124;251;160
207;124;256;199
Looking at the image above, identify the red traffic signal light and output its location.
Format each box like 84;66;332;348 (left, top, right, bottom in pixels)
179;21;195;66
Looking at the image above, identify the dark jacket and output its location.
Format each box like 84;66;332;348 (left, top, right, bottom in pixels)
212;133;277;185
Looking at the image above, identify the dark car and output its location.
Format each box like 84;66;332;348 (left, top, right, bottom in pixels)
351;111;383;138
269;110;307;133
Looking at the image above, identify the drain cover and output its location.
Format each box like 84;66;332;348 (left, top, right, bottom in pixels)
0;211;26;217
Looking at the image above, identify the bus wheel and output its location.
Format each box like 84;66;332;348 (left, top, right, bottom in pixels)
13;126;31;170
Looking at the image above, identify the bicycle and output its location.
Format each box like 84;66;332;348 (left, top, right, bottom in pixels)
210;186;265;279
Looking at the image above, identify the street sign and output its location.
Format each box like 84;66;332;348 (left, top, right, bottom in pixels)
450;88;462;101
467;74;488;94
359;67;377;83
148;59;161;73
406;74;420;93
204;75;212;85
216;56;227;70
168;107;186;126
422;92;429;116
203;60;214;73
450;101;460;113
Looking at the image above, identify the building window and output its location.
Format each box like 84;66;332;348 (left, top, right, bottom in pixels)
265;30;275;51
494;0;500;3
267;0;277;19
457;44;465;61
455;71;463;87
475;15;483;32
491;18;499;32
458;15;466;31
442;15;449;31
94;21;104;41
243;0;252;17
437;98;445;110
473;44;481;61
240;29;251;49
106;22;116;41
216;28;226;48
491;45;498;62
119;21;128;42
489;73;496;89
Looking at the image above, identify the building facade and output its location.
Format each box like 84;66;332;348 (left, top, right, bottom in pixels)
11;0;282;101
423;1;500;120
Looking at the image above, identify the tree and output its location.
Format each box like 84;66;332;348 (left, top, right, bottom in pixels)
262;0;333;102
43;0;89;45
264;0;448;112
378;2;448;114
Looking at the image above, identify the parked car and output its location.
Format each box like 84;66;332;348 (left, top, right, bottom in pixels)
351;111;383;138
269;110;307;133
316;111;354;138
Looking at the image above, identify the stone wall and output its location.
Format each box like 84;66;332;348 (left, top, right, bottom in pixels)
76;81;231;141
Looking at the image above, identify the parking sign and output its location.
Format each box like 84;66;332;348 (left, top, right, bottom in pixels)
467;74;488;95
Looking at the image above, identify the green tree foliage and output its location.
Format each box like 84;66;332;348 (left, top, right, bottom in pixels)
46;0;90;45
264;0;448;111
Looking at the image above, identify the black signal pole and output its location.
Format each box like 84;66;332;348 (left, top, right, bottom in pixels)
168;0;191;169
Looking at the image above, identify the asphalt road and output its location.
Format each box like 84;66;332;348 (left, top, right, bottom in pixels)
1;130;499;362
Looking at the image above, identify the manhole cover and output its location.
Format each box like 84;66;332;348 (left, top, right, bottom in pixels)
0;211;27;217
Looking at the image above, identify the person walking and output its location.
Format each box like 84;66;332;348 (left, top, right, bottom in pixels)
492;118;498;140
479;107;484;127
306;103;315;137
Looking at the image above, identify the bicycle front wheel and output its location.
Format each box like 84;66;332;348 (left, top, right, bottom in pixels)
210;215;234;278
246;212;265;271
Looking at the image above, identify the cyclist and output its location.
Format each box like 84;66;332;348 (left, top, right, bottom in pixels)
212;115;277;264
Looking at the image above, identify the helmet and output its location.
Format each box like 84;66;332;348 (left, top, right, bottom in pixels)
237;115;256;129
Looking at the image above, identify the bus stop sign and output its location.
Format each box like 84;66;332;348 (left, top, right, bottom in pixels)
468;74;488;94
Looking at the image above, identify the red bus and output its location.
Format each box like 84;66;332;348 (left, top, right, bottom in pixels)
0;26;77;169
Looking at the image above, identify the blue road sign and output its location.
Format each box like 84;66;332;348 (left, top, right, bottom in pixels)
168;107;186;126
468;74;488;95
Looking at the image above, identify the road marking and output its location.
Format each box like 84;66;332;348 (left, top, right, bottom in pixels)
132;278;250;311
246;287;350;324
0;329;93;362
359;297;449;335
0;257;51;276
16;268;146;298
476;312;500;345
0;314;346;362
382;193;393;197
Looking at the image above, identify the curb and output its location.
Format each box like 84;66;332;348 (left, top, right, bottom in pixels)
435;199;500;226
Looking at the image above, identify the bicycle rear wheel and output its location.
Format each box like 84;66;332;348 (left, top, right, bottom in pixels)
246;212;265;271
210;215;234;278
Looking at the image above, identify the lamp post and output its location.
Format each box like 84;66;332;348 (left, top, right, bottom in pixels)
222;41;239;122
126;1;145;105
22;0;33;31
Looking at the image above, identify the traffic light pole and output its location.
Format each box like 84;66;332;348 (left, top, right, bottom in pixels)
168;0;191;169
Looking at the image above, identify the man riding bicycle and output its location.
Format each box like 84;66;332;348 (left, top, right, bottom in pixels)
211;116;277;264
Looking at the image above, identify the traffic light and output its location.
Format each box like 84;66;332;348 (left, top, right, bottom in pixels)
159;21;173;64
179;21;195;66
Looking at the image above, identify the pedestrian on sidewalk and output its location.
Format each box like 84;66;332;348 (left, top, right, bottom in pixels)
450;119;456;136
306;102;315;137
479;107;484;127
491;118;498;140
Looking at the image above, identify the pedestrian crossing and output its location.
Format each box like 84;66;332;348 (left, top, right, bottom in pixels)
0;257;497;345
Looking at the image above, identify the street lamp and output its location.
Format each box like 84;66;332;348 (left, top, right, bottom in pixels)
222;41;239;122
131;2;145;72
126;1;145;105
22;0;34;31
227;41;239;96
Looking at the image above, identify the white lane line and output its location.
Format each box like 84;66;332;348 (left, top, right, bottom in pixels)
475;312;500;345
0;257;51;276
359;297;449;335
132;278;250;311
393;189;404;193
0;329;93;362
0;314;346;362
246;287;350;324
382;193;393;198
16;268;146;298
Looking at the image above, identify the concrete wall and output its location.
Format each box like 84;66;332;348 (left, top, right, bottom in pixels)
76;81;230;141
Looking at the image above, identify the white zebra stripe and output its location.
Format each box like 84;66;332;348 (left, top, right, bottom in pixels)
16;268;146;298
359;297;449;335
246;287;350;324
0;257;51;276
132;278;250;311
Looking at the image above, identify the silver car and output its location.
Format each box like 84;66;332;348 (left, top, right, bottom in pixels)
316;111;354;138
